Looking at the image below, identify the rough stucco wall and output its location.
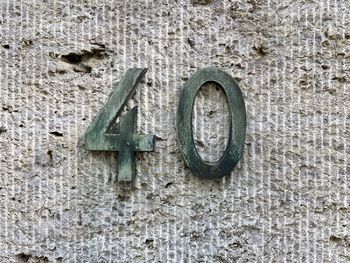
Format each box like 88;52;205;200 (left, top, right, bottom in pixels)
0;0;350;262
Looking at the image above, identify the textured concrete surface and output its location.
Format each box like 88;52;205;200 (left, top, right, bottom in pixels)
0;0;349;262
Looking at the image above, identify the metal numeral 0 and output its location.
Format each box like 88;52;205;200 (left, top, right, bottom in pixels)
85;68;155;182
176;67;246;179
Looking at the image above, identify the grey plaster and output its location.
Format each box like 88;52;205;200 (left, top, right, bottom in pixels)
0;0;349;262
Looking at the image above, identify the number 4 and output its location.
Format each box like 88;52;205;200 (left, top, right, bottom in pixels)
85;68;155;181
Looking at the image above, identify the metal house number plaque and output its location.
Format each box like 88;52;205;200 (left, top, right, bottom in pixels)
85;67;246;181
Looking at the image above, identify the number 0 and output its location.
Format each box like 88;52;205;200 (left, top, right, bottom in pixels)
176;67;246;179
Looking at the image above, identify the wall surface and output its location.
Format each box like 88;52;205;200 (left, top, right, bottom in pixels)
0;0;350;262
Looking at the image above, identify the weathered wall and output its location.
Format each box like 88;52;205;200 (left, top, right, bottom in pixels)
0;0;349;262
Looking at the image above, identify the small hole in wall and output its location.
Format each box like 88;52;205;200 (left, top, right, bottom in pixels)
61;53;83;64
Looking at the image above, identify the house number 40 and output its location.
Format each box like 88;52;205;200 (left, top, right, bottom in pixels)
85;67;246;182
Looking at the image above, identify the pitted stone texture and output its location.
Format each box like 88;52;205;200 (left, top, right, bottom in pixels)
0;0;349;262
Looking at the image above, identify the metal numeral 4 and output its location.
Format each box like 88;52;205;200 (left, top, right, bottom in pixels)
85;68;155;182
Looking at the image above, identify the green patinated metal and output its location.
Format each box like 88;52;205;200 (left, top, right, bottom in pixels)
85;68;155;182
176;67;246;180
